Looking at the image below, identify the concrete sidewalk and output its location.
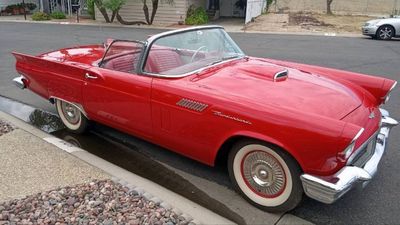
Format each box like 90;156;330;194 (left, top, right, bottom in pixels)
0;111;234;225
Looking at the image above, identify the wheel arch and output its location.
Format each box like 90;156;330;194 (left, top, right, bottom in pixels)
213;131;305;172
49;96;90;119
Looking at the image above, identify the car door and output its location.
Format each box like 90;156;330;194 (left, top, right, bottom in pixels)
82;40;153;138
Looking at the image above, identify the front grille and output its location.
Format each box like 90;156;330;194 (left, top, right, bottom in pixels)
350;133;378;167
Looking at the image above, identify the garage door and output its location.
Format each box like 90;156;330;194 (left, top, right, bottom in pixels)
245;0;264;23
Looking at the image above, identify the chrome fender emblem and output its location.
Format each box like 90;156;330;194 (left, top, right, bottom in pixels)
212;111;252;125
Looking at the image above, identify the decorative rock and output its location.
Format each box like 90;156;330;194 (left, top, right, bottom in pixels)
0;179;194;225
66;197;75;206
0;120;15;136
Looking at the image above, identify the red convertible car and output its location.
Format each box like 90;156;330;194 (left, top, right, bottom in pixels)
12;26;398;212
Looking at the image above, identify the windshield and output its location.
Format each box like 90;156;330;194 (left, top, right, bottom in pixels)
143;28;244;76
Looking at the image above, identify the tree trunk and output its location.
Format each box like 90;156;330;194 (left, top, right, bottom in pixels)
150;0;159;25
142;0;151;24
116;12;147;25
327;0;333;15
94;0;110;23
110;11;116;22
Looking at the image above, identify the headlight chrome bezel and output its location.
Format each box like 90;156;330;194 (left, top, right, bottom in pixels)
339;128;364;161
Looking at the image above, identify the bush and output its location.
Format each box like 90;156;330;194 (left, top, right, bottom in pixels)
103;0;126;12
50;11;67;19
87;0;95;19
5;5;14;13
265;0;275;12
26;3;37;11
31;12;50;21
185;5;208;25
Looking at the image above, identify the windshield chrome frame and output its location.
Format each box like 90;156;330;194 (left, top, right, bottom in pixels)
138;25;246;78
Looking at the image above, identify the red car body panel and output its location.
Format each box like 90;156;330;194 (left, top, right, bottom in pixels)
12;39;396;177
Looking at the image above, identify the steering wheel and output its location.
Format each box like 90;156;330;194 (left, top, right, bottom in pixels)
191;46;208;62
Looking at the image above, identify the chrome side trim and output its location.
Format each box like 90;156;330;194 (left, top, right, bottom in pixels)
300;108;397;204
13;76;26;89
49;96;89;119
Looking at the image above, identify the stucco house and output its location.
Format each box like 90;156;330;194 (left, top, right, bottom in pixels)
96;0;265;24
0;0;265;24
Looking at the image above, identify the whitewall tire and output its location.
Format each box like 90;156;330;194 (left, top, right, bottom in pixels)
56;99;88;134
228;140;303;212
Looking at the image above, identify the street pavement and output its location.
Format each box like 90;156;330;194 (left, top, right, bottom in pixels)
0;22;399;225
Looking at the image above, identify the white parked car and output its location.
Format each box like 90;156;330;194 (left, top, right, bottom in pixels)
362;17;400;40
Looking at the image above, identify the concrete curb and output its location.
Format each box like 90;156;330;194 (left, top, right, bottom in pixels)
0;19;364;38
0;110;235;225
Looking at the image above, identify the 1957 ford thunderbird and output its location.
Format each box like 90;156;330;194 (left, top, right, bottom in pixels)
12;26;398;212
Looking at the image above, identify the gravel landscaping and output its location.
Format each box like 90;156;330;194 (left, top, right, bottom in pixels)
0;120;14;137
0;179;193;225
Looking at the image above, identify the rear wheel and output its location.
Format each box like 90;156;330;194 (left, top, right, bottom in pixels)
56;99;88;134
228;140;303;212
376;25;395;40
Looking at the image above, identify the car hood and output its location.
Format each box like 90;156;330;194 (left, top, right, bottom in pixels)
366;17;400;25
194;58;363;120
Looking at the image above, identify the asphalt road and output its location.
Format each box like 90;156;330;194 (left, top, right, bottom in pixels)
0;22;399;225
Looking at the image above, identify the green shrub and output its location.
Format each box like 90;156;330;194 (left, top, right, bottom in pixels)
185;5;208;25
26;3;37;11
31;12;50;21
87;0;95;19
103;0;126;12
265;0;275;12
50;11;66;19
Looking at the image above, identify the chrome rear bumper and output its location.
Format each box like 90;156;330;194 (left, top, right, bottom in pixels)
13;76;26;89
300;108;398;204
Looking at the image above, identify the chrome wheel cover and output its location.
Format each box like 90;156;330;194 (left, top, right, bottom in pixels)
379;27;393;39
60;102;80;125
241;151;286;197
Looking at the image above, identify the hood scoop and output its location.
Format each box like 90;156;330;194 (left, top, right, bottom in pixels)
235;63;289;82
274;69;289;82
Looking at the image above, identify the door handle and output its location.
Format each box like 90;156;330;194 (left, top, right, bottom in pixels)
85;73;98;79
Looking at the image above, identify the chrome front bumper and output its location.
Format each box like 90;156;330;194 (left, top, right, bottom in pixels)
362;25;378;36
300;108;398;204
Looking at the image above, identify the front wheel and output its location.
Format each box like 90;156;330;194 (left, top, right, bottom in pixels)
376;25;395;40
228;140;303;212
56;99;88;134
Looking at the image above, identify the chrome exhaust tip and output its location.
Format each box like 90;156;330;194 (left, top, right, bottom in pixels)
13;76;26;89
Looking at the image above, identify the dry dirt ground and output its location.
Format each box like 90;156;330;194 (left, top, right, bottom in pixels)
246;12;378;34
